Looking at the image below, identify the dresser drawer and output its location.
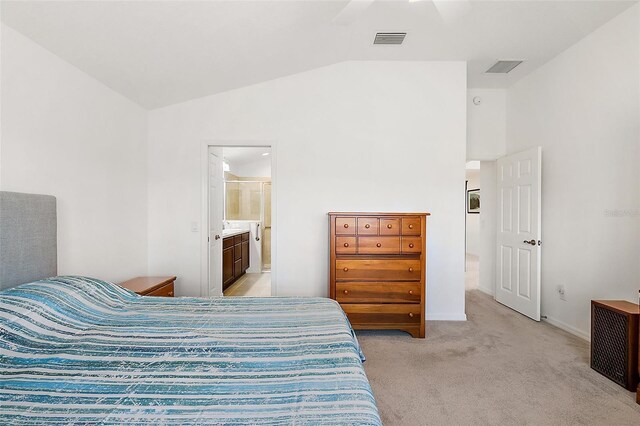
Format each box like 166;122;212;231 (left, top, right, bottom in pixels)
335;237;357;254
146;282;174;297
401;237;422;254
357;217;379;235
342;303;421;325
379;218;400;235
336;282;421;304
358;236;400;255
336;217;356;235
402;217;421;236
336;259;420;280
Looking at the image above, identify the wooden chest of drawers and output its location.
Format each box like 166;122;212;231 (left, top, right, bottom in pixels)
329;212;429;338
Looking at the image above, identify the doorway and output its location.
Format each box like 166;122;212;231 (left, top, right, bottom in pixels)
206;145;273;297
465;161;481;291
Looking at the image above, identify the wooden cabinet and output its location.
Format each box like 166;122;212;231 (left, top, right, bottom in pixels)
329;212;429;338
590;300;639;392
223;231;250;291
119;276;176;297
241;241;249;271
223;245;235;288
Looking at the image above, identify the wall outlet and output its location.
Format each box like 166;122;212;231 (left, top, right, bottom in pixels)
557;284;566;301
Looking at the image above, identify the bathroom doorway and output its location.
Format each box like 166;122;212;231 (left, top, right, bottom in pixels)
206;144;274;297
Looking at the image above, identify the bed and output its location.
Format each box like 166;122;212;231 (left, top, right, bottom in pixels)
0;192;381;425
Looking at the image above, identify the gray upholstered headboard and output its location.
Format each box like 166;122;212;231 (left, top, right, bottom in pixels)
0;191;57;290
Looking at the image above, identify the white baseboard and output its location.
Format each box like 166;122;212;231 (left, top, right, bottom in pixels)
426;313;467;321
476;285;494;297
543;315;590;342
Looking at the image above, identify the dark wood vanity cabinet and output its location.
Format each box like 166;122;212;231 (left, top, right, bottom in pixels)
222;239;235;288
241;241;249;271
223;232;250;291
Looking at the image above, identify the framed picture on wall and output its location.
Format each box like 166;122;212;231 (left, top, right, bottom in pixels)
467;189;480;214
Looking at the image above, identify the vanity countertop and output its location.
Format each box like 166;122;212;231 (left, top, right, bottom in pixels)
222;229;249;238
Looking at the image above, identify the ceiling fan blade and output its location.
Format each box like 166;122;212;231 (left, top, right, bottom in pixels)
332;0;376;25
432;0;472;24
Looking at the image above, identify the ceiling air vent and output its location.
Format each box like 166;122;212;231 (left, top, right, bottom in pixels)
374;33;406;45
486;60;523;74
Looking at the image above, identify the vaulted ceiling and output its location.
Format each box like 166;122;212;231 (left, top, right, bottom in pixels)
2;0;636;109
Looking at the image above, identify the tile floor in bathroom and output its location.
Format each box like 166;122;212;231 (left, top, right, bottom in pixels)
223;272;271;297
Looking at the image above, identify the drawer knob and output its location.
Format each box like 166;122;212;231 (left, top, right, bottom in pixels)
344;243;349;247
408;267;414;272
376;243;381;248
409;290;414;295
408;313;414;318
343;267;349;272
343;290;349;295
409;224;414;229
365;224;370;229
409;243;414;248
343;224;349;228
387;224;392;229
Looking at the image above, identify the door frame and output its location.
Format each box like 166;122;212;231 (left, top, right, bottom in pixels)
208;147;224;297
200;140;277;297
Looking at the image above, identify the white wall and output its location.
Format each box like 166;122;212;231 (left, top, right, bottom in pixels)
506;5;640;338
0;25;149;284
478;160;497;296
465;168;480;256
467;89;506;161
466;90;505;296
148;61;468;320
233;157;271;178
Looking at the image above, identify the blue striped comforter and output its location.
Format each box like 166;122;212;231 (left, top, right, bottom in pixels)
0;276;380;425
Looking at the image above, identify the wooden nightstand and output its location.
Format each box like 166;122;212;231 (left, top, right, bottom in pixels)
119;276;176;297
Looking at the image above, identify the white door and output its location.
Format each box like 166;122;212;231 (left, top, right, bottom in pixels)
495;147;542;320
208;148;224;297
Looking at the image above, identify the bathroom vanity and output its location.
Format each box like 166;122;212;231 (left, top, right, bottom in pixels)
222;230;250;291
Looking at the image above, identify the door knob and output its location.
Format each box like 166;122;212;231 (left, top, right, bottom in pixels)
523;239;536;245
214;235;221;240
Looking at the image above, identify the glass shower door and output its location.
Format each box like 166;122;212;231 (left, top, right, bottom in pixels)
262;182;271;271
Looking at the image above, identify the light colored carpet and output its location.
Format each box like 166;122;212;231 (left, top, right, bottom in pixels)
357;290;640;425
